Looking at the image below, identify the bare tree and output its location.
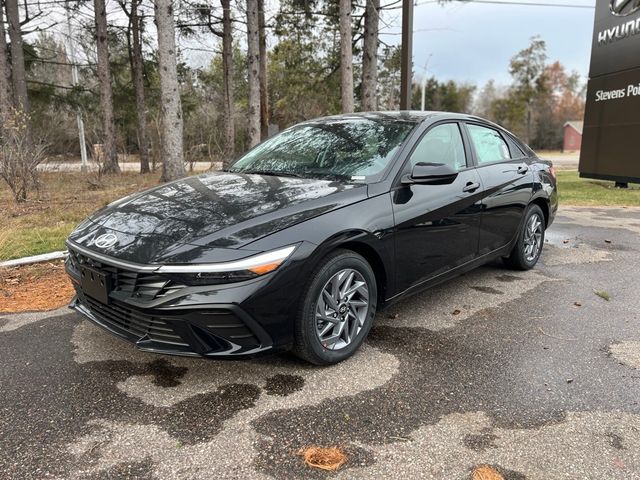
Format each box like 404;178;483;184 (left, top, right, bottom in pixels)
0;1;11;122
126;0;151;173
94;0;120;173
339;0;354;113
246;0;261;147
361;0;379;111
221;0;235;165
155;0;186;182
5;0;28;114
258;0;268;140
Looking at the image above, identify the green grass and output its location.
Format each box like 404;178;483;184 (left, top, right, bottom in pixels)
557;170;640;207
0;224;73;260
0;172;162;261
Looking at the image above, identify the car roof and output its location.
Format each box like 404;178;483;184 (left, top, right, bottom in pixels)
302;111;490;125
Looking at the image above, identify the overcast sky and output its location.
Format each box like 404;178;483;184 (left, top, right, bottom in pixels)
382;0;596;87
39;0;597;91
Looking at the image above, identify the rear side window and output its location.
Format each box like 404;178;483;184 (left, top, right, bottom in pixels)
505;135;526;158
409;123;467;171
467;124;511;165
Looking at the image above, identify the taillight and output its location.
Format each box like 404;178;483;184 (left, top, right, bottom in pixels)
548;166;556;180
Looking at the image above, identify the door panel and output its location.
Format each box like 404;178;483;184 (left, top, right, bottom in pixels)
392;170;484;293
465;123;533;255
391;122;482;294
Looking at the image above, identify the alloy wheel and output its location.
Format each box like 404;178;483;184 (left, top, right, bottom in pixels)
524;213;543;262
315;268;370;350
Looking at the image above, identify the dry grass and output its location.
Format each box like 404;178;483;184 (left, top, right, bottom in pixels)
0;260;75;313
473;465;505;480
298;446;347;472
0;172;162;261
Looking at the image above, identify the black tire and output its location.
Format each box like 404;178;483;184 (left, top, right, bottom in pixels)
292;249;378;365
503;204;546;271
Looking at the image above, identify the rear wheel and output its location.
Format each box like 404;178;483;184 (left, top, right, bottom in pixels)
293;250;377;365
503;204;545;270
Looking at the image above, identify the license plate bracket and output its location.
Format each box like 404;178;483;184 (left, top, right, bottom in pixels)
80;265;111;304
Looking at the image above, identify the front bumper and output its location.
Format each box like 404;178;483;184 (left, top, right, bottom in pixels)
64;242;312;358
70;288;273;357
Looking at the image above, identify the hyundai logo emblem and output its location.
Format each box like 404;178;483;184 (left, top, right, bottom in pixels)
610;0;640;16
93;233;118;249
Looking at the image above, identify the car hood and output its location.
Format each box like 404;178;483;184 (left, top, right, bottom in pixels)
68;172;367;264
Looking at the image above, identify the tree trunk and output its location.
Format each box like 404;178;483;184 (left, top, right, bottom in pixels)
258;0;268;140
94;0;120;174
0;1;11;123
246;0;261;147
221;0;235;167
155;0;186;182
131;0;150;174
362;0;379;111
339;0;354;113
5;0;28;114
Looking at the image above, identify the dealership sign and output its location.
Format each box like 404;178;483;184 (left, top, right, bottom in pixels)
579;0;640;183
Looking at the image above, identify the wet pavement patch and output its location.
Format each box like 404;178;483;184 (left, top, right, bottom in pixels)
471;286;504;295
464;430;500;452
159;383;261;445
81;460;155;479
142;358;189;387
607;432;625;450
495;274;522;283
264;374;305;396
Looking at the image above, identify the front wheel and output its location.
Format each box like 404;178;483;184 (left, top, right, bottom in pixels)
503;204;545;270
292;250;377;365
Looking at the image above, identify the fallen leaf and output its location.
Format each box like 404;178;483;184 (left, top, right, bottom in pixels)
388;313;399;320
298;446;347;472
473;465;504;480
452;309;461;315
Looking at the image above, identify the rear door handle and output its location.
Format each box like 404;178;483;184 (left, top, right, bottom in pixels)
517;165;529;174
462;182;480;193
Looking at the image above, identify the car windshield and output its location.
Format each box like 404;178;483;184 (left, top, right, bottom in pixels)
228;118;415;181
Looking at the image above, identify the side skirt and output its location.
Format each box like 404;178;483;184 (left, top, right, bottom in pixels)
383;243;514;308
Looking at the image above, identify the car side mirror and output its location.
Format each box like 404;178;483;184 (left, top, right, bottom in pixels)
402;162;459;185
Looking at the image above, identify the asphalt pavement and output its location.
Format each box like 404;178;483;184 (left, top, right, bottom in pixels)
1;205;639;479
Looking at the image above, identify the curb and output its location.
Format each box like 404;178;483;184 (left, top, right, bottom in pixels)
0;251;68;268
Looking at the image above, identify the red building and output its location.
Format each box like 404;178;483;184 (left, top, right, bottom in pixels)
563;121;583;152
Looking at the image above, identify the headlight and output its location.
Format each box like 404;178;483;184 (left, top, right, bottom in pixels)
155;245;297;285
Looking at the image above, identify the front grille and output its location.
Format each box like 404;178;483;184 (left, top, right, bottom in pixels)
67;248;186;301
77;290;189;347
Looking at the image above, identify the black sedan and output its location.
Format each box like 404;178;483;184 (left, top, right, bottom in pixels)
65;112;557;365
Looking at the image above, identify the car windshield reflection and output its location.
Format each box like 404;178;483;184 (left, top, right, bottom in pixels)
228;118;416;181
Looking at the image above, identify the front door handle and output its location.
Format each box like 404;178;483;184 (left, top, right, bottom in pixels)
517;165;529;174
462;182;480;193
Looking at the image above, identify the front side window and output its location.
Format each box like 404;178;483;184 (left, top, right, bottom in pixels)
467;124;512;165
408;123;467;171
229;119;415;181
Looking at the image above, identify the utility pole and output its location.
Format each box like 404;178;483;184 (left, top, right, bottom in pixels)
400;0;414;110
65;2;88;172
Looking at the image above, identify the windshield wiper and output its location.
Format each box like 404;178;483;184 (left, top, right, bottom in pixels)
240;170;304;178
